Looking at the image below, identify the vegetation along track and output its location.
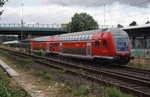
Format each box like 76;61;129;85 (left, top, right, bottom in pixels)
1;48;150;97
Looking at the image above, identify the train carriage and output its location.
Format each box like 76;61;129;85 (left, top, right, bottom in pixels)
31;36;51;53
30;28;132;65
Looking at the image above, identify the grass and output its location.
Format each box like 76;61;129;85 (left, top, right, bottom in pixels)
16;58;34;70
0;49;136;97
106;87;136;97
128;58;150;70
33;71;52;81
72;84;91;96
0;68;30;97
76;68;86;74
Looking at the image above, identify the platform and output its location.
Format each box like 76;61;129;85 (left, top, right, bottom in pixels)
0;59;19;77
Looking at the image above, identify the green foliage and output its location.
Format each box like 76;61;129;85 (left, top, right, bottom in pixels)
73;85;90;96
34;71;52;81
69;12;99;32
0;0;8;7
146;21;150;24
129;21;137;26
0;50;7;57
63;86;72;93
34;49;45;56
17;58;33;69
106;87;135;97
0;69;30;97
76;68;86;74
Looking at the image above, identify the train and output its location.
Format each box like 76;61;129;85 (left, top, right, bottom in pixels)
27;28;132;65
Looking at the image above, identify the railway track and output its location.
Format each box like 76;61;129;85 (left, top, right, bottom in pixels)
1;48;150;97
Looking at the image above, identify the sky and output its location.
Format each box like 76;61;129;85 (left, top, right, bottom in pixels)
1;0;150;27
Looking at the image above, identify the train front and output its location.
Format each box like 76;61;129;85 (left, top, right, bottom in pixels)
110;28;133;65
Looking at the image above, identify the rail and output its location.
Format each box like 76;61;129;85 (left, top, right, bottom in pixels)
1;48;150;97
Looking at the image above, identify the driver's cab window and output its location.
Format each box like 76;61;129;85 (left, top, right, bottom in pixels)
103;40;108;48
95;40;100;48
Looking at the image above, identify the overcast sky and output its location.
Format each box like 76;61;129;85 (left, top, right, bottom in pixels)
1;0;150;27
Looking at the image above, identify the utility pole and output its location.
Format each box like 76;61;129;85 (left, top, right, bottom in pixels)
19;3;24;50
21;3;24;40
104;4;106;28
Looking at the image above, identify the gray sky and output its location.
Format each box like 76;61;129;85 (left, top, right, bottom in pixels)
1;0;150;26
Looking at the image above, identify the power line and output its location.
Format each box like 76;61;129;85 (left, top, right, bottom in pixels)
94;0;150;16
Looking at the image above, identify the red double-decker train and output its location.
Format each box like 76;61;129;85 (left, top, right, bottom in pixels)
30;28;132;65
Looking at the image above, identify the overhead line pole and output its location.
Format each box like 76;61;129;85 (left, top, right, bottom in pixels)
104;4;106;28
21;3;24;40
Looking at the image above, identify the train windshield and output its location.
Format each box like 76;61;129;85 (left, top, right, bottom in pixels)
114;36;129;51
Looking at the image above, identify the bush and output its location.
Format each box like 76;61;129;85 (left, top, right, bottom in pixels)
106;87;135;97
73;85;90;96
0;70;30;97
34;71;52;81
35;49;45;56
17;58;33;69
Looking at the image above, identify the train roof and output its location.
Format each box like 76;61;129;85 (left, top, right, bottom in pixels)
59;28;125;37
59;29;101;37
33;36;51;41
2;40;20;44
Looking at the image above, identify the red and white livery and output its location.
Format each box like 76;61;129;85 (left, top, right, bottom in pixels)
30;28;132;65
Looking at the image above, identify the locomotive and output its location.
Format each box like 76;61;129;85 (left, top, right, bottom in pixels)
30;28;132;65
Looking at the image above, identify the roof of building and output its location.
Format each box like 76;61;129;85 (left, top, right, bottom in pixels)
2;40;20;44
122;24;150;30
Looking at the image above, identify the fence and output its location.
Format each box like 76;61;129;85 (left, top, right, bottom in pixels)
131;49;150;59
0;23;61;28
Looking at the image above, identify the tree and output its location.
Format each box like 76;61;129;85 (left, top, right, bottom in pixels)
145;21;150;24
0;0;7;17
129;21;137;26
69;13;99;32
117;24;123;28
0;0;7;6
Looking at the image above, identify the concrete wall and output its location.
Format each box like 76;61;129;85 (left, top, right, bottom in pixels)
131;49;150;59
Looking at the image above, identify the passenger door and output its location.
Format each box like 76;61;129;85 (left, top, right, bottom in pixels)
87;43;91;56
101;40;110;56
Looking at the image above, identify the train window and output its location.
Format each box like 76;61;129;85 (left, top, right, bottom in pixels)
70;36;72;40
103;40;108;48
73;36;75;40
75;36;77;40
81;35;84;40
89;35;92;40
77;36;80;40
74;36;76;40
79;35;82;40
67;37;69;40
95;40;100;48
85;35;89;40
82;35;85;40
83;35;86;40
76;36;78;40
